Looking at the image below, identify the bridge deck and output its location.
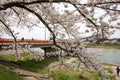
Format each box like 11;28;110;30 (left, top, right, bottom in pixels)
0;38;61;51
0;38;51;44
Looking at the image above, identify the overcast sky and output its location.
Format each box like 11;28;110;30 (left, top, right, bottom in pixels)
1;0;120;39
2;24;120;39
2;26;50;40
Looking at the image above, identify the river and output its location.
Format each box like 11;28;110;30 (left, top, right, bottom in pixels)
15;48;120;65
31;48;120;65
87;48;120;65
0;47;120;65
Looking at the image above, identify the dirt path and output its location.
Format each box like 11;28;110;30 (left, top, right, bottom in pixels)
111;66;120;80
65;58;120;80
0;60;52;80
65;57;77;63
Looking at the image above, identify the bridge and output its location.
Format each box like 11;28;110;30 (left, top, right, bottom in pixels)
0;38;82;57
0;38;81;52
0;38;61;52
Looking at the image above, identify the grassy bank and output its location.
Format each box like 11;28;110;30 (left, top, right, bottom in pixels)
12;57;59;74
0;53;115;80
0;64;22;80
51;68;101;80
87;43;120;49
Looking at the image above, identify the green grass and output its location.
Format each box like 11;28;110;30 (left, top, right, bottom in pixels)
0;54;16;61
51;69;81;80
0;53;59;74
11;57;59;73
105;67;113;74
50;68;101;80
0;64;22;80
80;70;100;80
50;67;115;80
87;43;120;49
0;53;115;80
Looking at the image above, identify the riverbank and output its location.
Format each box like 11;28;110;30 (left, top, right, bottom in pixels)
111;65;120;80
104;63;120;80
86;43;120;49
0;53;116;80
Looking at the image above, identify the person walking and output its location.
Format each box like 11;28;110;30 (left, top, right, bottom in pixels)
116;66;120;76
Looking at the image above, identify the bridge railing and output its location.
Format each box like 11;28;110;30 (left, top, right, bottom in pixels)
17;40;52;44
0;38;53;44
0;38;79;45
0;38;13;43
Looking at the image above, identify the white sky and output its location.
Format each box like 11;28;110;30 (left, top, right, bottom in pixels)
2;27;50;40
2;23;120;39
1;1;120;39
109;30;120;39
16;27;50;40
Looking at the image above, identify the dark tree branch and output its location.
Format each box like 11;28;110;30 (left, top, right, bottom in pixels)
1;0;120;11
0;19;19;59
0;0;68;10
95;1;120;5
96;5;120;12
10;8;24;25
11;4;67;51
71;3;100;38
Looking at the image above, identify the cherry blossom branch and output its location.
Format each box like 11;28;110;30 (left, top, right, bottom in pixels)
0;19;19;60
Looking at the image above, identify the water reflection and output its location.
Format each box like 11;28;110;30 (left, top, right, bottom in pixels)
87;48;120;65
30;48;44;52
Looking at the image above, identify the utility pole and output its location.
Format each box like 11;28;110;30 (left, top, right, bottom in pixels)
45;27;46;40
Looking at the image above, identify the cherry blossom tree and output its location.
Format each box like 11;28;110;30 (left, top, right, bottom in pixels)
0;0;120;80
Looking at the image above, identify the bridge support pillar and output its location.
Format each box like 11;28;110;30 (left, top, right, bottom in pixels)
43;48;47;58
0;46;2;50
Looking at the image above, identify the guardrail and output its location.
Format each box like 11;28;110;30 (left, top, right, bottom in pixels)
0;38;52;44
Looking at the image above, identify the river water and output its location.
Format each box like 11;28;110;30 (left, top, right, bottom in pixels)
31;48;120;65
87;48;120;65
25;48;120;65
0;47;120;65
